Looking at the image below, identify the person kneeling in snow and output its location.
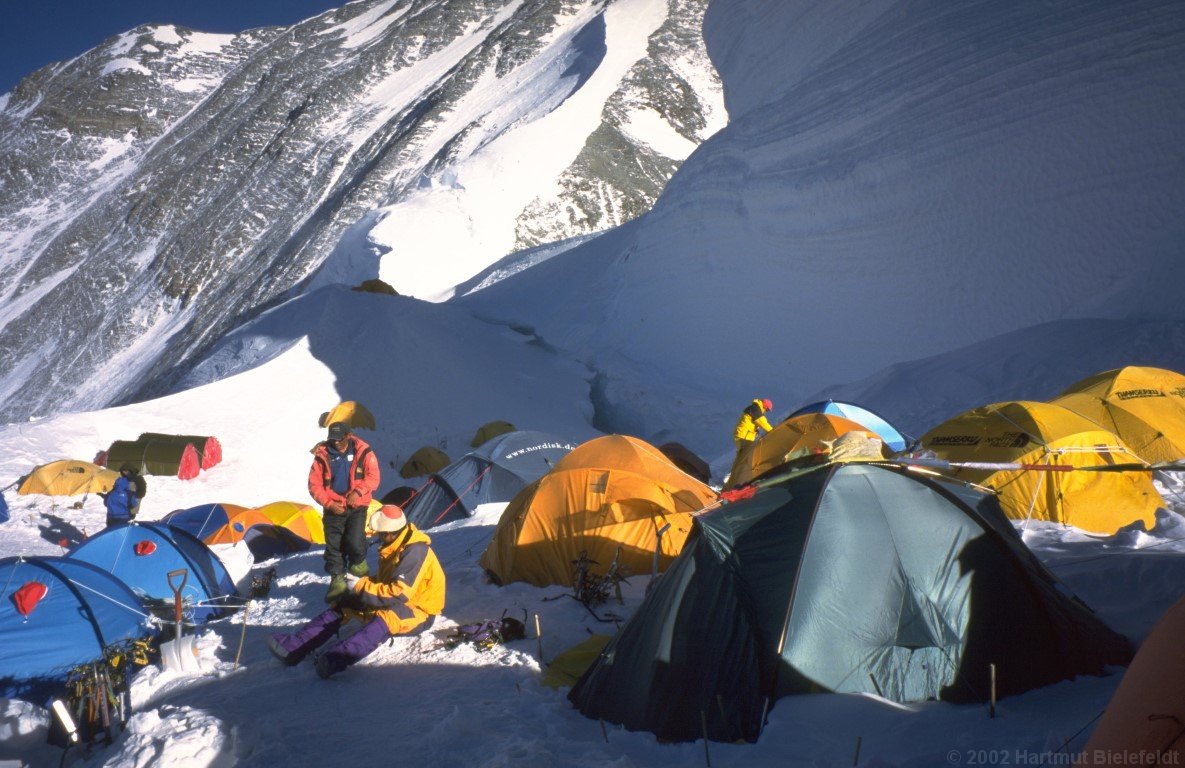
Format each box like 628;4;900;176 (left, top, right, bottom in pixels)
267;505;446;678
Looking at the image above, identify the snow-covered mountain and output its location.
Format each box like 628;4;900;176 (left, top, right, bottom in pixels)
0;0;724;424
458;0;1185;450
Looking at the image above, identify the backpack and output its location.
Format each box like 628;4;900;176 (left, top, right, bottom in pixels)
444;615;527;651
132;474;147;500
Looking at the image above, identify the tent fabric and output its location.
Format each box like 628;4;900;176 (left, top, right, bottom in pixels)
1080;594;1185;765
161;503;250;542
470;420;516;447
569;463;1133;743
480;435;718;588
69;523;237;624
728;412;870;488
788;400;909;452
399;446;452;479
105;438;201;480
254;501;325;544
658;442;711;484
318;401;376;430
919;400;1162;534
137;433;222;469
542;634;612;689
205;509;276;546
17;460;119;496
0;556;155;705
1052;366;1185;464
0;492;8;523
405;431;577;528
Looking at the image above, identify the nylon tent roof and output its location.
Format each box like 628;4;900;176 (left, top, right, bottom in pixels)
0;556;155;705
1053;366;1185;463
399;446;451;478
69;523;237;624
570;463;1133;743
919;400;1162;533
161;503;250;541
18;460;118;496
728;412;871;488
405;431;577;528
479;435;717;587
788;400;909;452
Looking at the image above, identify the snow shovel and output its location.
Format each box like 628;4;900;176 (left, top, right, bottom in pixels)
160;568;201;673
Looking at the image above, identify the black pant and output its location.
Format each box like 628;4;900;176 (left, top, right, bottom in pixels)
323;506;367;575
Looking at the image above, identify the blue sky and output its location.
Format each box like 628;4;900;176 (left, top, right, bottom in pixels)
0;0;345;95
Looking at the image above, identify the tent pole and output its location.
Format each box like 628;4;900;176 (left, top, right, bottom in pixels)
700;711;712;767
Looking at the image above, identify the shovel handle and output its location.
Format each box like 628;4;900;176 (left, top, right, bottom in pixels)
167;568;188;623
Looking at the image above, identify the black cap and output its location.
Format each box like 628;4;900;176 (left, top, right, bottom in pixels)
327;422;350;441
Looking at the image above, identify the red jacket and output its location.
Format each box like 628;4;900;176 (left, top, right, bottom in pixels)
308;435;381;510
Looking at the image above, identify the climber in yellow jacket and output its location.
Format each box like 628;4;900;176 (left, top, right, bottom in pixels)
734;398;775;448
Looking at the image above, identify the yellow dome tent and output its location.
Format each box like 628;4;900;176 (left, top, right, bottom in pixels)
254;500;325;544
470;420;516;447
1052;366;1185;464
318;401;376;430
919;401;1161;534
18;460;119;497
480;435;718;588
399;446;451;479
728;412;871;488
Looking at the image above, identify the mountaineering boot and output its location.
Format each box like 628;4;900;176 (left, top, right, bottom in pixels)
347;561;370;578
266;635;293;664
324;574;348;603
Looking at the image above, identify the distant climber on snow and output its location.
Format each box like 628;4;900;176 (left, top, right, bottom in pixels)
267;504;446;679
308;421;381;603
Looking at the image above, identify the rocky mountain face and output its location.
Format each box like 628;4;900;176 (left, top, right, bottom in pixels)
0;0;722;422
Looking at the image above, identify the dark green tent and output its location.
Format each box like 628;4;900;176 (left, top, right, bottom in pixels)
137;433;221;469
569;462;1132;743
105;438;200;479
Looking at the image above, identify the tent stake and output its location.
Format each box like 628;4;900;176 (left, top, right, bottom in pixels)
535;613;545;663
599;719;609;743
989;664;997;718
701;711;712;768
853;736;862;766
233;600;251;669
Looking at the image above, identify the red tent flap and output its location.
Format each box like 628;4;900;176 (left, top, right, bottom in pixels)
13;581;48;617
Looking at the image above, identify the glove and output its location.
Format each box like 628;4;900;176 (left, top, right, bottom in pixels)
336;591;365;611
344;573;361;590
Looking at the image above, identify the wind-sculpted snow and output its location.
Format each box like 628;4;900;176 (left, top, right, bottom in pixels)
0;0;723;423
459;0;1185;453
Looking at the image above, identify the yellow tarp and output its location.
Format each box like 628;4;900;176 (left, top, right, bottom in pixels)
920;401;1161;534
541;635;612;689
1053;366;1185;463
18;460;119;497
480;435;718;587
728;412;870;487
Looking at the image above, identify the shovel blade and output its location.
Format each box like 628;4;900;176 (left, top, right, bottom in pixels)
160;636;201;673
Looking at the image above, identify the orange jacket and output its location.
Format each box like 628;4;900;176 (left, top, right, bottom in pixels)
343;525;446;634
308;435;381;510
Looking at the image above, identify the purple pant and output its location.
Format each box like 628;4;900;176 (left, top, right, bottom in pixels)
269;609;390;674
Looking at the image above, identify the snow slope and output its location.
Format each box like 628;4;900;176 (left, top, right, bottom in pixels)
456;0;1185;436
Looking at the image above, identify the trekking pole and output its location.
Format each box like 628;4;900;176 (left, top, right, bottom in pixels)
234;600;251;669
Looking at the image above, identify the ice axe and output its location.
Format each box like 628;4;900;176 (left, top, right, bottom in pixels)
160;568;201;673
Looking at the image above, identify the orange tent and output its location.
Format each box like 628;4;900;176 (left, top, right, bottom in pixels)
205;509;275;546
728;413;871;487
1079;594;1185;765
480;435;717;588
254;501;325;544
18;460;118;496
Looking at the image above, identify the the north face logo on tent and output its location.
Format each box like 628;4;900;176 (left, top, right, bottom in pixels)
1115;388;1164;400
987;432;1030;449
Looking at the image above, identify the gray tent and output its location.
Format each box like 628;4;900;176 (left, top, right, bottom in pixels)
570;462;1132;743
405;431;576;528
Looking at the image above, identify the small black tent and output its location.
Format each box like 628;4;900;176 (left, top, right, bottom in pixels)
569;462;1132;743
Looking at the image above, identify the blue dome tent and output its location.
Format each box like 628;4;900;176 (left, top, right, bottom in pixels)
69;523;238;624
0;556;155;705
160;502;244;541
405;431;577;528
787;400;909;452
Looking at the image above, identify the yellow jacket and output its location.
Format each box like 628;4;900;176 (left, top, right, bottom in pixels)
734;400;774;445
344;525;446;634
